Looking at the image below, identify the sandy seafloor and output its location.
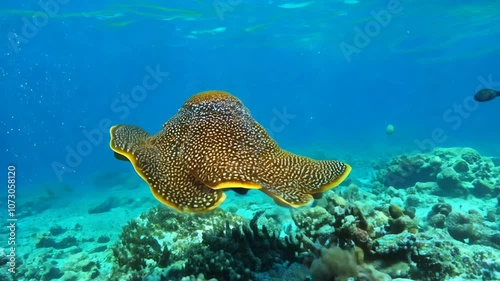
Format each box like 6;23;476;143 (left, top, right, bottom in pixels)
1;146;499;281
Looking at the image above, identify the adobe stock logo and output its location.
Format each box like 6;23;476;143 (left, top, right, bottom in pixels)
51;65;169;182
339;0;404;63
7;0;70;53
268;107;296;135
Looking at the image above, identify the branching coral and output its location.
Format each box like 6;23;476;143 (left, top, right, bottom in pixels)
111;207;314;280
111;219;169;271
110;206;244;279
180;210;312;280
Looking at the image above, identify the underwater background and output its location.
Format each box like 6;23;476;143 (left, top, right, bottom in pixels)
1;0;499;280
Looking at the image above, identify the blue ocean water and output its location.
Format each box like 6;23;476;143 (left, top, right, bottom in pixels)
1;1;500;280
3;0;499;187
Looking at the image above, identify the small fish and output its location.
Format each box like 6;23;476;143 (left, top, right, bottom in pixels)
474;89;499;102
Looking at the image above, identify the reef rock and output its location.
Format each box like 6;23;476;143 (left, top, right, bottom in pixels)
375;147;500;198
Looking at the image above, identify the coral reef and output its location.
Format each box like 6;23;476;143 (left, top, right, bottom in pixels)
411;229;499;280
102;147;500;280
108;189;499;280
111;199;368;280
375;147;500;198
375;153;438;189
8;146;499;281
444;210;499;248
375;148;500;245
291;206;335;243
110;206;311;280
181;211;307;280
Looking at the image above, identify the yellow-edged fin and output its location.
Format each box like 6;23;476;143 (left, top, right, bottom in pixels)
113;151;130;162
260;187;314;208
310;163;352;194
211;181;262;190
110;125;179;210
152;191;227;214
109;125;140;168
110;125;226;213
